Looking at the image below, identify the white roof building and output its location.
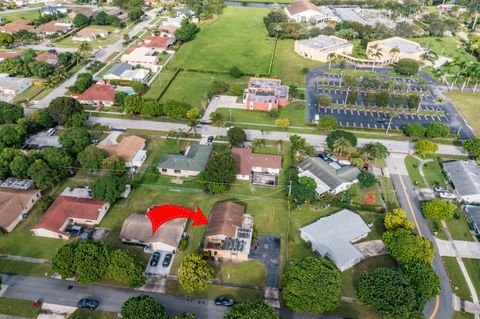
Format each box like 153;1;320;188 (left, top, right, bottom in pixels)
285;0;339;25
294;35;353;62
0;75;32;96
443;161;480;204
121;47;159;71
300;209;371;271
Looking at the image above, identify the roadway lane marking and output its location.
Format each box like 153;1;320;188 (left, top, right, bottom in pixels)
429;295;440;319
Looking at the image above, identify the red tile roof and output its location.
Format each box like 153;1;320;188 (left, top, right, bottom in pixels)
139;36;175;50
0;19;34;33
77;84;116;103
36;52;58;63
231;147;282;175
32;195;106;236
0;51;22;59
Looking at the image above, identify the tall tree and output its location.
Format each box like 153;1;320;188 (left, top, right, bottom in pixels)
178;254;215;294
121;295;168;319
78;146;109;172
92;174;126;203
227;127;247;146
59;127;91;156
224;302;279;319
383;228;435;265
47;97;82;125
203;152;236;193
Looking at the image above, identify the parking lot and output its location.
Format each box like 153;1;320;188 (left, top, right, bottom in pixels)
145;250;175;276
305;66;475;139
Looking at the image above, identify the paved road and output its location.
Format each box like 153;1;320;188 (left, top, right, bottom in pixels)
88;116;468;156
0;273;341;319
386;155;453;319
33;11;157;109
305;65;475;139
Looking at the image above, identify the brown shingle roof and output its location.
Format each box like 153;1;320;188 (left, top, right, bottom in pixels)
70;7;97;18
98;135;146;162
36;52;58;63
231;147;282;175
0;188;40;230
119;213;186;247
205;201;244;238
33;20;71;34
286;0;321;15
77;84;116;103
139;36;175;50
32;195;106;236
75;27;108;38
0;19;34;33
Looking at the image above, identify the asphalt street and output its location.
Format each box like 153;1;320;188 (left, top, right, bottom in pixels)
305;65;475;139
386;155;453;319
0;273;341;319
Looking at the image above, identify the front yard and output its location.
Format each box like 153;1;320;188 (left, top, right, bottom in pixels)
0;298;41;318
0;9;39;22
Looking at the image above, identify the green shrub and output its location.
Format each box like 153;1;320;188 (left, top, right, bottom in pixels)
394;58;420;76
179;239;188;251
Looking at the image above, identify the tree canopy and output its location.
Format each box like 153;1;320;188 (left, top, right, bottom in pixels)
317;115;337;131
383;228;435;265
47;97;82;125
425;122;450;138
464;139;480;158
121;295;168;319
291;176;317;204
394;58;420;76
414;139;438;157
403;261;440;307
203;152;237;193
92;174;126;203
178;254;215;294
78;146;109;171
224;302;279;319
175;19;200;42
227;127;247;146
358;171;376;188
282;257;341;313
59;127;91;156
384;208;414;231
0;102;23;124
421;199;457;221
404;123;426;137
326;130;357;150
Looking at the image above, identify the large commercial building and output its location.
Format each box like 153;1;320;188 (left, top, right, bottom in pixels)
366;37;426;64
294;35;353;62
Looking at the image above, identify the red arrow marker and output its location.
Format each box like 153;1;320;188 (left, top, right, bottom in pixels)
146;204;208;235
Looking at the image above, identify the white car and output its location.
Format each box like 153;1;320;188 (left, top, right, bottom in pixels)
438;192;457;200
338;159;351;166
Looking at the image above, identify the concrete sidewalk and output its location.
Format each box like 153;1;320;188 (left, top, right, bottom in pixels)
434;238;480;259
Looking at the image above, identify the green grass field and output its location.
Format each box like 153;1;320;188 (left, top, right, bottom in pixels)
463;258;480;300
0;259;52;276
219;261;266;286
70;309;117;319
13;85;44;103
0;298;41;318
443;256;471;301
404;156;426;188
170;7;273;74
380;177;400;211
0;9;39;22
56;32;120;49
422;158;447;188
447;91;480;137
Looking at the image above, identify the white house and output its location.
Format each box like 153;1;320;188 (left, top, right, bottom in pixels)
443;161;480;204
0;74;32;96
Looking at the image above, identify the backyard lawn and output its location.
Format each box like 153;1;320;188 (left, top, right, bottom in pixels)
143;69;178;100
404;155;426;188
0;298;41;318
169;7;273;74
0;9;39;22
56;33;120;49
443;256;471;301
219;261;266;286
447;91;480;137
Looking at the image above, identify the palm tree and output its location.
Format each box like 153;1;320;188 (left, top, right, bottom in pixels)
367;46;383;71
389;46;400;63
252;138;266;152
187;118;199;135
333;137;352;155
327;52;336;70
209;111;225;127
78;42;92;59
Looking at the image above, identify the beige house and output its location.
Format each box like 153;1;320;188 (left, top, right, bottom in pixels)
120;214;186;252
72;27;109;42
0;75;33;96
0;178;41;232
98;135;147;169
366;37;426;64
203;202;253;262
157;144;212;177
31;188;110;240
294;35;353;62
121;47;159;71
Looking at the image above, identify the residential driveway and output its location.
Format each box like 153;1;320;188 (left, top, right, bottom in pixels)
25;131;60;148
354;240;387;257
145;251;175;276
435;238;480;259
202;95;244;121
99;131;122;146
249;236;280;288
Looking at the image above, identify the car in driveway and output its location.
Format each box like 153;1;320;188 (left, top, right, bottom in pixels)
162;253;172;268
433;186;447;193
77;298;99;309
438;192;457;200
150;252;161;267
79;229;93;241
207;136;214;144
65;225;83;236
215;297;235;307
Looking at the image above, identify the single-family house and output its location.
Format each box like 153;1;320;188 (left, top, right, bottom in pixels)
243;77;289;111
97;135;147;169
0;178;41;232
366;37;426;64
31;187;110;240
120;214;186;252
157;144;212;177
72;27;109;42
36;52;59;66
443;161;480;204
34;20;74;38
121;47;159;71
106;8;128;21
204;201;254;262
68;7;97;19
76;83;116;106
0;51;22;62
294;35;353;62
103;63;133;80
298;157;360;195
0;19;34;34
138;36;176;52
0;74;33;96
300;209;370;271
103;63;149;82
40;5;68;16
462;205;480;236
231;147;282;187
160;24;177;36
285;0;339;25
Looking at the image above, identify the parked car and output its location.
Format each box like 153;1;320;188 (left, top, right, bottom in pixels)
65;225;83;236
318;152;332;162
46;44;54;48
162;253;172;268
326;153;338;162
438;192;457;200
79;229;93;241
46;128;56;136
77;299;99;309
433;186;447;193
47;49;56;54
150;252;161;267
338;159;351;166
214;297;235;307
207;136;214;144
376;118;389;124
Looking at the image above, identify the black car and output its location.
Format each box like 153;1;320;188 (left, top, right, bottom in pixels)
318;152;331;162
162;253;172;268
79;229;93;241
77;298;99;310
150;252;161;267
376;118;389;124
65;225;83;236
214;297;235;307
207;136;214;144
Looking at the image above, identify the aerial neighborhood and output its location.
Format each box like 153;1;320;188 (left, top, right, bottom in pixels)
0;0;480;318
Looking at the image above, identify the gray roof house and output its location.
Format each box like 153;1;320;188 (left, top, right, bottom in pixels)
298;157;360;195
103;63;133;80
443;161;480;204
462;205;480;236
157;144;212;177
300;209;371;271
